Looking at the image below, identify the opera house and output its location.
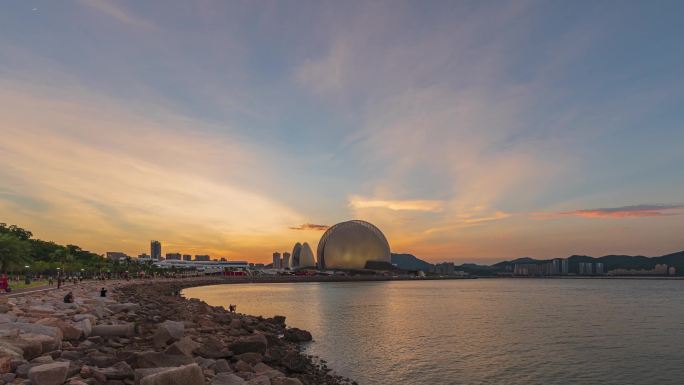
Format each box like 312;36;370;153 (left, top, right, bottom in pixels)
317;220;391;270
290;242;316;268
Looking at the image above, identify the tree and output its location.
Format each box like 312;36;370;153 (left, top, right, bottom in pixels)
0;234;32;272
0;223;32;241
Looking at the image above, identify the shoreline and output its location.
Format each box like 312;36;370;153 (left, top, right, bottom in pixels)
0;277;355;385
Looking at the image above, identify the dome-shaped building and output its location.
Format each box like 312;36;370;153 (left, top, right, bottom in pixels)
299;242;316;268
317;220;391;270
291;242;302;268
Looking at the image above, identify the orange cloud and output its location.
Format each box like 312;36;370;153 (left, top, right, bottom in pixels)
559;204;684;218
349;196;444;212
289;223;329;231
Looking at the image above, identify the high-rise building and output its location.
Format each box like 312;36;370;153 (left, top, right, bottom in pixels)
195;255;210;261
579;262;593;275
150;240;162;260
561;259;569;275
182;254;192;261
273;252;281;269
166;253;181;260
283;252;291;269
551;259;561;275
595;262;605;275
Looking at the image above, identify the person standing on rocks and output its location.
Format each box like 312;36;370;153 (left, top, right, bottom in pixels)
100;287;108;297
0;273;8;292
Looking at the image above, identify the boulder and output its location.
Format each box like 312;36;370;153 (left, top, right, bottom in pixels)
229;334;267;355
246;375;271;385
283;329;312;343
36;318;82;341
236;353;262;365
133;351;194;369
271;378;303;385
164;336;200;356
91;324;135;338
27;361;69;385
212;373;246;385
0;339;25;359
134;367;174;384
0;314;17;324
153;320;184;348
74;318;92;339
197;338;232;359
106;303;140;313
95;361;133;380
139;363;203;385
0;356;11;374
213;359;232;373
0;323;63;346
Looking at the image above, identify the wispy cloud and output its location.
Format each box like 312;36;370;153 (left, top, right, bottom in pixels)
289;223;329;231
349;196;445;212
559;204;684;218
77;0;155;29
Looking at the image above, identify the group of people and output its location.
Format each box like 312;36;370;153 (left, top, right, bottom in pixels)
63;287;108;304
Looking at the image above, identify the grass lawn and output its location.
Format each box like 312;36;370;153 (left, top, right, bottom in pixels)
8;280;49;290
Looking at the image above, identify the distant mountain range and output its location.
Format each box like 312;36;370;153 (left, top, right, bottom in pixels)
392;250;684;276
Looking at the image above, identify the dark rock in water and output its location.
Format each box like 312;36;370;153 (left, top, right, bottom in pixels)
282;351;310;373
267;316;286;326
229;334;267;355
283;328;312;343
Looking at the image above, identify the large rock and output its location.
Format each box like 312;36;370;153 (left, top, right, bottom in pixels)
271;378;303;385
229;334;267;355
0;339;25;359
0;356;11;373
134;367;175;384
36;318;82;341
0;314;17;324
165;336;201;357
27;361;69;385
246;375;271;385
106;303;140;313
133;351;194;369
153;320;184;348
92;323;135;338
212;373;246;385
283;328;312;343
0;323;63;346
75;318;92;338
197;338;232;359
139;363;203;385
95;361;133;380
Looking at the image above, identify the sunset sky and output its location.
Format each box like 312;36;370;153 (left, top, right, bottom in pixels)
1;1;683;264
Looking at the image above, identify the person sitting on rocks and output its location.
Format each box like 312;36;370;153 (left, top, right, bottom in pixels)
64;291;74;303
100;287;107;297
229;304;236;313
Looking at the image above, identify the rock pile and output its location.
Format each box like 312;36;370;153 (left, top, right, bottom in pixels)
0;279;355;385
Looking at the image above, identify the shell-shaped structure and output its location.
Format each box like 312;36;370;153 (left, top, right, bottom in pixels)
291;242;302;268
317;220;391;269
299;242;316;268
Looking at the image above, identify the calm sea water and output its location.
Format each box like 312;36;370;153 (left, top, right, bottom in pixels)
183;279;684;385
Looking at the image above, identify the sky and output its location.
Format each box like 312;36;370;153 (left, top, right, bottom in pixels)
1;0;683;264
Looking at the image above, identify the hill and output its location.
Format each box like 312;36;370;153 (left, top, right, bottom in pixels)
391;253;434;271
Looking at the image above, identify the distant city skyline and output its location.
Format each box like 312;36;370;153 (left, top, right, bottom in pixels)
1;1;683;263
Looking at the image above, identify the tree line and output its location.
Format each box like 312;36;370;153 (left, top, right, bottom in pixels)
0;222;153;275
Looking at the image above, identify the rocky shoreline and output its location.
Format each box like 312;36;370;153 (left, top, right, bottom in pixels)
0;278;356;385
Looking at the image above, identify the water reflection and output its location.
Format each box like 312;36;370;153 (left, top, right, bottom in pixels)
183;279;684;385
